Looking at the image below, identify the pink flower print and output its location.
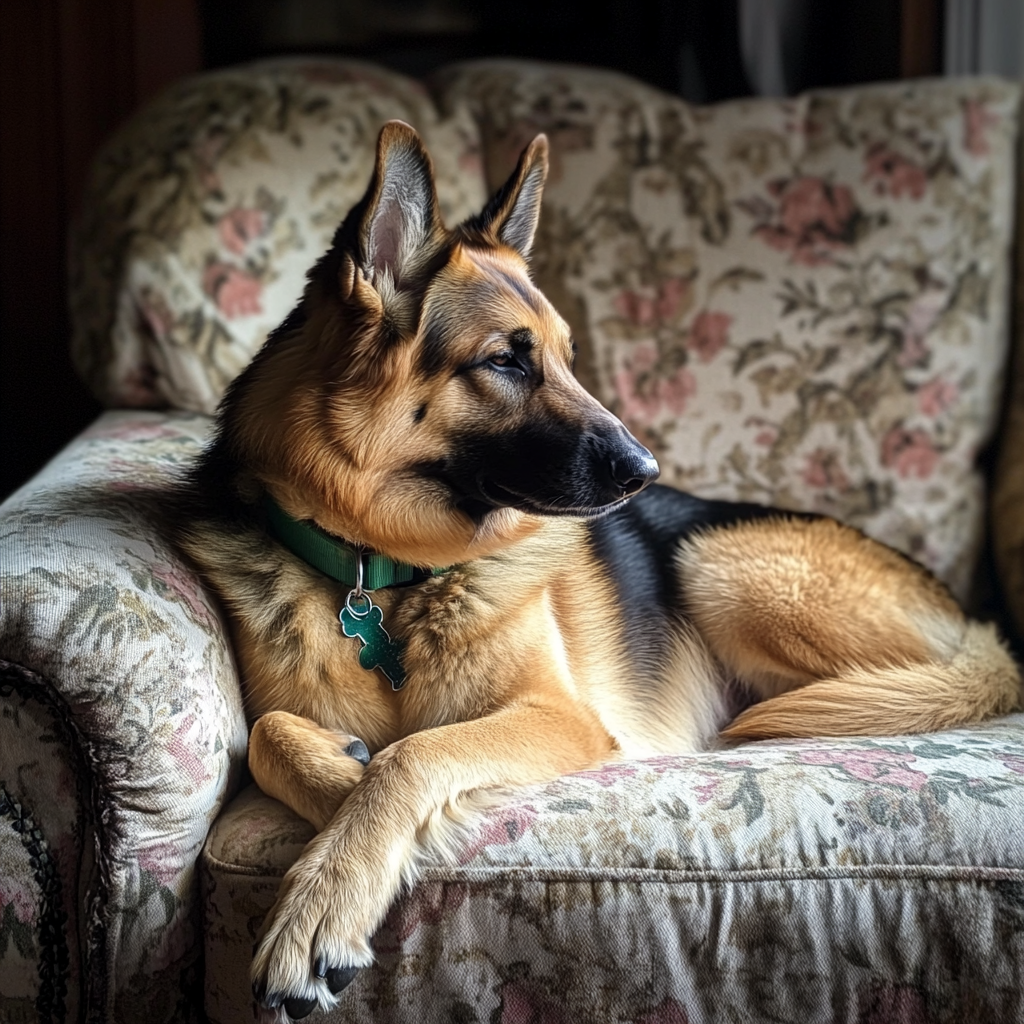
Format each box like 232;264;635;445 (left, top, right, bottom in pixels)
615;289;657;327
898;288;945;368
615;277;692;328
614;369;657;428
138;840;184;887
614;363;698;428
151;562;217;629
881;426;940;480
385;881;469;944
614;340;698;429
166;712;213;788
657;366;697;416
963;98;999;157
687;310;732;363
802;447;850;491
217;207;267;255
800;748;928;791
499;982;568;1024
458;804;538;864
754;176;861;266
635;998;691;1024
202;261;263;318
746;418;778;447
863;144;927;200
572;763;639;787
694;775;723;805
1001;754;1024;776
917;377;958;417
0;876;37;925
656;276;691;322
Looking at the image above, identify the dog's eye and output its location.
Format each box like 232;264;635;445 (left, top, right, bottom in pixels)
486;353;526;378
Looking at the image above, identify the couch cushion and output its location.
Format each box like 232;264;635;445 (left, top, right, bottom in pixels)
69;58;487;415
203;718;1024;1024
436;65;1021;599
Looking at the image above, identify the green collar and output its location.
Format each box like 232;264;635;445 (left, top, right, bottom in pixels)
262;493;447;591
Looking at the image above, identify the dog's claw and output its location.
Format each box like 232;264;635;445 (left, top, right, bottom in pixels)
283;995;318;1019
258;990;282;1010
343;739;370;766
325;965;359;994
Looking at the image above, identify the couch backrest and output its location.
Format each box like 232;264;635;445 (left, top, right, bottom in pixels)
70;58;488;414
69;59;1021;601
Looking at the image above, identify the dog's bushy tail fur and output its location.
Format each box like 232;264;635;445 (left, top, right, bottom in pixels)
721;621;1022;740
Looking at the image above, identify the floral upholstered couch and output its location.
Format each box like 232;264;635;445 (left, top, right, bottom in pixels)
2;58;1024;1024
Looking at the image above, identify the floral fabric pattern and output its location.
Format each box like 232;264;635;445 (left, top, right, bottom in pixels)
204;717;1024;1024
69;58;487;415
436;63;1020;597
0;412;248;1023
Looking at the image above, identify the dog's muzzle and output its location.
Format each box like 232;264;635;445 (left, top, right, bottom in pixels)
423;418;660;519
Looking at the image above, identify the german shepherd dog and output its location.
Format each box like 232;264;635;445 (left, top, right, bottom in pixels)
179;122;1022;1019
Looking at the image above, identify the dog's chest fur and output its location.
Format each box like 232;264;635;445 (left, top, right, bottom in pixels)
206;512;728;758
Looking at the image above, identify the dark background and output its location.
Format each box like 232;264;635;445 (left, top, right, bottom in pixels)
0;0;942;501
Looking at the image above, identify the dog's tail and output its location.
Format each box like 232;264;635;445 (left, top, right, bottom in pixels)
721;620;1022;740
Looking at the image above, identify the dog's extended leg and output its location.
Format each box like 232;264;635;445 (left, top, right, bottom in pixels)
249;712;371;831
250;697;614;1017
676;516;1022;739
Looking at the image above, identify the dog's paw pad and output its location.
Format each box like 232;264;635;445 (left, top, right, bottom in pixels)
283;995;318;1019
324;965;359;994
342;739;370;766
314;957;360;994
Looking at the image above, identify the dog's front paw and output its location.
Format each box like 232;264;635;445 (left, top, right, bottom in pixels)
251;852;372;1019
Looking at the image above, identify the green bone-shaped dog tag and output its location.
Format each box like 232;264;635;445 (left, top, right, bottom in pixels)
339;595;407;691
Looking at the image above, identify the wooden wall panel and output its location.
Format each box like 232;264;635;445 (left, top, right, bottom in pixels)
0;0;200;500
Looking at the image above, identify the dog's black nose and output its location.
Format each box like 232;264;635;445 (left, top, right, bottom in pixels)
610;450;660;497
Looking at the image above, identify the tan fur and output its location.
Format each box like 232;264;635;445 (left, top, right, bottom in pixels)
177;121;1023;1011
677;517;1020;739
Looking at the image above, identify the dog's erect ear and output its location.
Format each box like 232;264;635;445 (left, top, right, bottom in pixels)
357;121;444;291
479;134;549;258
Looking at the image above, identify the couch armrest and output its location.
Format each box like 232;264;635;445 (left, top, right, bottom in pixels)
0;411;248;1024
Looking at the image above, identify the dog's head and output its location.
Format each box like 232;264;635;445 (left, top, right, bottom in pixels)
229;121;658;565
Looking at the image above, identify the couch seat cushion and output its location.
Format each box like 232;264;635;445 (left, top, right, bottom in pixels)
203;718;1024;1024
